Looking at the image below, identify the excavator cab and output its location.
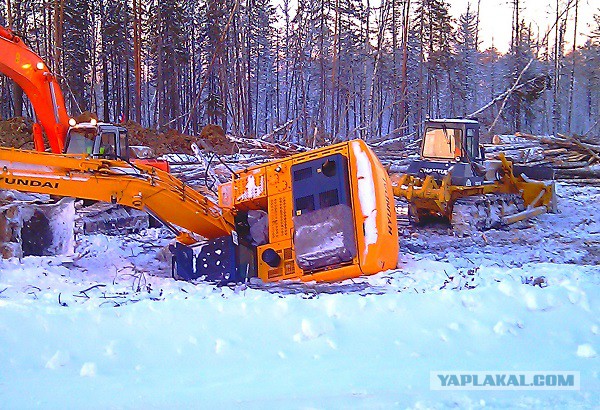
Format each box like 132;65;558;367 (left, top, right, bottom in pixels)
407;119;486;187
64;123;129;161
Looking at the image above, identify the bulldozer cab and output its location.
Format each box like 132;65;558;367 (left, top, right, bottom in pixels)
421;119;481;162
407;119;486;186
65;123;129;161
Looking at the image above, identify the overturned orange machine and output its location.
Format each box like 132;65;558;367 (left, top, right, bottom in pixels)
181;139;399;283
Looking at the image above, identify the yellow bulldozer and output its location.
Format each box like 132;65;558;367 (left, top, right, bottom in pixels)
392;119;556;235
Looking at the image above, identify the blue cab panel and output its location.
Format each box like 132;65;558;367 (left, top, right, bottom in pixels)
170;235;256;284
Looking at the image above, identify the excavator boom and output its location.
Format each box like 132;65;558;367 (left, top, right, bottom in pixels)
0;26;70;153
0;147;234;239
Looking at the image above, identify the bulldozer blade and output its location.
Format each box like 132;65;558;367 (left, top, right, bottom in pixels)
513;164;555;181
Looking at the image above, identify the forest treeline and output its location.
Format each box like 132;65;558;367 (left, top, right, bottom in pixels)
0;0;599;144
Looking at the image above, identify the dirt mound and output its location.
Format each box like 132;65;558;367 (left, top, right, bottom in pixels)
0;117;35;150
123;121;194;155
123;121;232;155
198;124;233;155
74;111;98;123
0;117;232;156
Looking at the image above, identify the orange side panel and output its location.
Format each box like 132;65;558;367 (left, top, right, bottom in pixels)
233;168;268;210
267;192;293;243
257;241;299;282
252;140;399;282
348;140;399;275
218;182;234;209
132;158;170;173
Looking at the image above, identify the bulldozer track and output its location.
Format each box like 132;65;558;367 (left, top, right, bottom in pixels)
395;199;411;227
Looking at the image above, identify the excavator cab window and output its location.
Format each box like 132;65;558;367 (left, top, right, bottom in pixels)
98;132;117;158
65;129;96;155
118;129;129;161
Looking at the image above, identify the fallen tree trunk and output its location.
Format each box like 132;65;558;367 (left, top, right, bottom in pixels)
555;165;600;179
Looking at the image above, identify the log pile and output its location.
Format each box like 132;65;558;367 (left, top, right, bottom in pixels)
487;133;600;183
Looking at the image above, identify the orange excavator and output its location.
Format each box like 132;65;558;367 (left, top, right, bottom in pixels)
0;137;399;283
0;25;399;284
0;25;168;172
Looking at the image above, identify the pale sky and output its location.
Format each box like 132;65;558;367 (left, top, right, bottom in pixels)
449;0;598;53
279;0;598;54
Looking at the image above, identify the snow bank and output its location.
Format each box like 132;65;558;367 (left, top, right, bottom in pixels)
0;184;598;408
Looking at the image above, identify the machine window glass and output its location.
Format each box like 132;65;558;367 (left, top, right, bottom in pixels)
99;132;117;158
422;127;462;159
295;195;315;214
65;130;95;155
118;131;128;159
465;128;477;159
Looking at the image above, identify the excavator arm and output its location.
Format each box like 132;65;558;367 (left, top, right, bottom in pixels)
0;26;70;153
0;146;235;240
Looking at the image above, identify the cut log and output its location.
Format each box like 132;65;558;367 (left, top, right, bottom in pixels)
492;134;533;145
555;166;600;179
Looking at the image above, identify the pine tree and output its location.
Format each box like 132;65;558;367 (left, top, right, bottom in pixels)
196;0;228;131
62;0;93;114
413;0;455;119
244;0;276;136
149;0;189;129
504;21;548;132
454;4;479;116
98;0;133;122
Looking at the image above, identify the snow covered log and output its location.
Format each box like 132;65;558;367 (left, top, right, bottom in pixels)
492;134;535;145
485;132;600;180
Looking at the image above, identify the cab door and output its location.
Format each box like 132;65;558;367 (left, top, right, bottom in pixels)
94;126;119;159
117;128;129;161
464;126;481;161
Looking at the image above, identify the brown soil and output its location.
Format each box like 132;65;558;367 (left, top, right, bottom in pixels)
123;120;194;155
123;121;231;155
0;117;232;156
0;117;35;150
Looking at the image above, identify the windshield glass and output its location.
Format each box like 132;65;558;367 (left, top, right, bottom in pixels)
422;127;462;159
65;129;96;155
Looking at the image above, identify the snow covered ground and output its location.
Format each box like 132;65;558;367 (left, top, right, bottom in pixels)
0;183;598;409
